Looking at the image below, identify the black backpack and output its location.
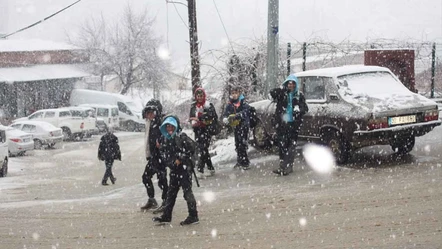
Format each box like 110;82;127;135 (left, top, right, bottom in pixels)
249;105;258;129
207;105;222;136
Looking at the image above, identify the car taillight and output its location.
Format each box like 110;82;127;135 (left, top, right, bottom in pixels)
424;109;439;122
80;122;84;129
368;117;389;130
10;138;21;142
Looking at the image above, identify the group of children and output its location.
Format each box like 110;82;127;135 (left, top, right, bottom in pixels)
97;75;308;226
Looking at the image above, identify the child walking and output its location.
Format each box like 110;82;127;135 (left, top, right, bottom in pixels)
152;115;199;226
98;128;121;185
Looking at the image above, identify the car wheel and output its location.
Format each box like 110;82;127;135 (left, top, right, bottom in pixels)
62;127;71;141
391;135;415;155
34;139;43;150
252;121;272;150
321;130;351;165
0;159;8;177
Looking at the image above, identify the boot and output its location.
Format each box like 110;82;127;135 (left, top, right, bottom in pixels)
102;180;109;186
180;216;199;226
272;167;292;176
140;198;158;210
152;200;165;214
111;177;117;184
152;216;171;224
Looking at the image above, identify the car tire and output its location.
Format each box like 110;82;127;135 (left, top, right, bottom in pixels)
0;159;8;177
34;139;43;150
252;121;272;150
321;130;351;165
391;135;415;155
62;127;71;141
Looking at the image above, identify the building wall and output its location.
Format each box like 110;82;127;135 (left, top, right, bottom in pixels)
0;50;88;67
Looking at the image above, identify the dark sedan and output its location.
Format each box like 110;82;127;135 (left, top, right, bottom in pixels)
250;65;441;164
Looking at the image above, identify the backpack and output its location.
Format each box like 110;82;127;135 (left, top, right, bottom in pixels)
249;105;258;129
175;133;198;169
207;105;222;136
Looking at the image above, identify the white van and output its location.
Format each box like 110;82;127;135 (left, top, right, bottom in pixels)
70;89;144;131
0;125;9;177
78;104;120;130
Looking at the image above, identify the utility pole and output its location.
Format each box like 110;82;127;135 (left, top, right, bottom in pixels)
187;0;201;95
265;0;279;95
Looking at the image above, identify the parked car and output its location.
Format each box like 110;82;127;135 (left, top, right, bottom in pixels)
78;104;120;131
250;65;441;164
10;121;63;149
66;106;98;137
14;108;86;140
5;127;34;156
0;126;9;177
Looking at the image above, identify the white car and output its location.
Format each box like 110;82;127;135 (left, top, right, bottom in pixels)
10;121;63;149
0;126;9;177
5;127;34;156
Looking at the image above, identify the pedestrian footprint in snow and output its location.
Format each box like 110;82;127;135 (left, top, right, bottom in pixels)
270;75;308;176
222;85;251;170
97;128;121;185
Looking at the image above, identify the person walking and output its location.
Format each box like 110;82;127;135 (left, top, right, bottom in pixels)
270;74;308;176
189;87;217;178
222;86;251;170
140;99;168;213
152;115;199;226
98;128;121;185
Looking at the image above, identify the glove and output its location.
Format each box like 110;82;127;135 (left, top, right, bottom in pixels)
293;105;300;112
223;117;229;125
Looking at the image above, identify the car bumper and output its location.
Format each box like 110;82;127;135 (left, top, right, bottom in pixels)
9;141;35;154
43;136;63;145
352;120;441;146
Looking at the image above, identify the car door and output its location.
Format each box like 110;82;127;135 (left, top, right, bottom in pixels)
43;111;57;126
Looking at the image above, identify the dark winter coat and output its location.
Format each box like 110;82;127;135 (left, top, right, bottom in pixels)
98;132;121;161
222;94;250;128
159;115;196;173
143;99;164;159
270;75;309;130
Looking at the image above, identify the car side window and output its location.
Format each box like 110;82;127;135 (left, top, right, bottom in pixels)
29;112;44;119
117;102;132;115
302;76;328;100
22;124;36;132
45;111;55;118
59;111;71;117
11;124;21;129
97;108;109;117
111;108;119;117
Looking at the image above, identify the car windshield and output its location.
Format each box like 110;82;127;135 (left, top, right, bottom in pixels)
337;71;410;98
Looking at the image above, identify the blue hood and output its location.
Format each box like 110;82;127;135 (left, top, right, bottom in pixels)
160;116;179;139
282;74;299;95
230;94;245;104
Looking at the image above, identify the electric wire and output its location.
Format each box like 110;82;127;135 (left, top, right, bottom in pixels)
1;0;82;39
166;0;188;29
212;0;235;54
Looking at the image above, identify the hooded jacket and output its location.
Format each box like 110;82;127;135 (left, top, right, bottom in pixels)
189;88;217;129
270;75;308;127
223;94;250;128
159;115;195;172
98;132;121;161
143;99;163;159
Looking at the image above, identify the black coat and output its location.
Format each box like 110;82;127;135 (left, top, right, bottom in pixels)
160;132;195;173
98;132;121;161
147;116;163;159
270;88;308;129
189;102;217;129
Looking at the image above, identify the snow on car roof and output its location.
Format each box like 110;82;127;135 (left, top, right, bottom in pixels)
12;120;58;129
295;65;389;78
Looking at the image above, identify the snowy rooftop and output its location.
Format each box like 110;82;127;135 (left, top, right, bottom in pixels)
0;64;90;83
0;39;80;52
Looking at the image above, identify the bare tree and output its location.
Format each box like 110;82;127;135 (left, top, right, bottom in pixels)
70;5;169;96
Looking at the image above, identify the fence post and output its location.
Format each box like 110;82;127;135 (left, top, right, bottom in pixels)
287;42;291;76
302;42;307;71
431;42;436;98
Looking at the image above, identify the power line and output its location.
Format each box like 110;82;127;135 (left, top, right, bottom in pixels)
212;0;235;54
166;0;188;29
1;0;82;39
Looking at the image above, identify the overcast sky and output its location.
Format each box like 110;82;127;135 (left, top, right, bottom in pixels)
1;0;442;73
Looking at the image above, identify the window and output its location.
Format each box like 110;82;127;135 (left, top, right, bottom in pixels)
59;111;71;117
45;111;56;118
22;124;36;133
11;124;21;129
111;108;119;117
97;108;109;117
29;112;44;119
301;76;329;100
117;102;132;115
